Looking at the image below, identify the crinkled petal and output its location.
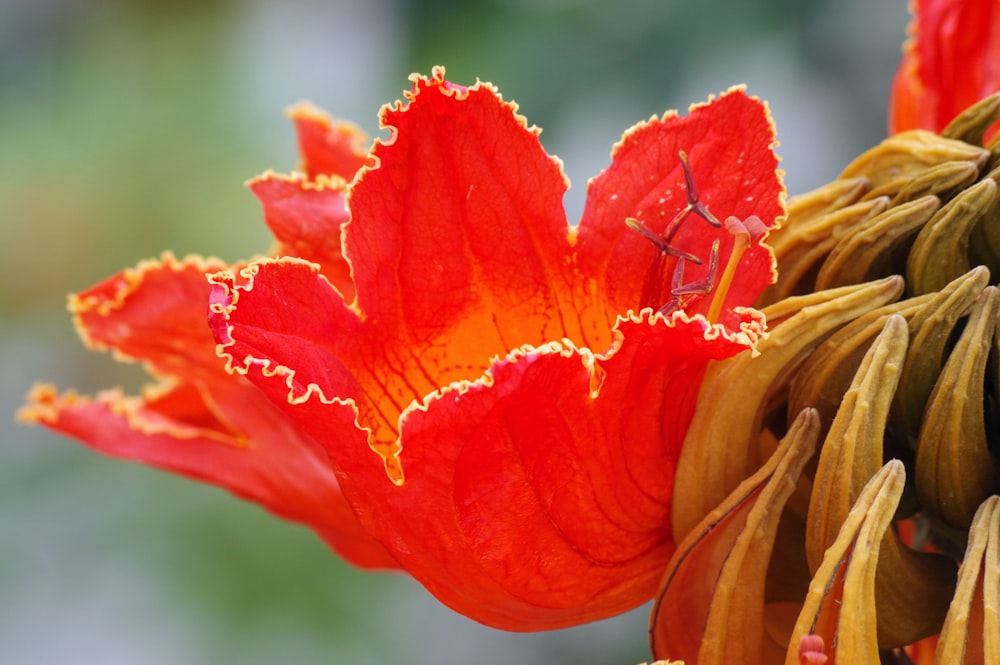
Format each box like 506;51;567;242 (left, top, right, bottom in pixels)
210;256;766;476
73;253;230;377
24;253;394;568
287;101;373;180
209;259;380;440
890;0;1000;134
249;172;355;298
344;67;588;348
19;381;396;569
212;68;593;450
207;71;777;629
222;73;782;456
576;87;783;330
210;251;765;628
366;315;760;630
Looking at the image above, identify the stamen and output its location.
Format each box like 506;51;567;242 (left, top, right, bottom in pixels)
625;217;703;264
657;239;721;315
624;152;729;313
705;215;765;325
679;150;722;228
672;240;720;297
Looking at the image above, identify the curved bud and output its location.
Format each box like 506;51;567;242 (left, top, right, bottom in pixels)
814;195;940;291
784;177;870;225
941;92;1000;146
806;315;957;646
786;461;906;665
894;266;992;438
840;130;989;189
907;178;998;295
968;175;1000;276
806;316;910;568
933;495;1000;664
761;197;890;304
789;296;932;437
673;277;904;540
650;408;820;665
917;286;1000;530
862;160;980;205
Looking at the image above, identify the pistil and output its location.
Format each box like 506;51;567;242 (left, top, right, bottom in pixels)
705;214;766;324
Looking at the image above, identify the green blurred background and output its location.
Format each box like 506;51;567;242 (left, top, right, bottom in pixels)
2;1;905;663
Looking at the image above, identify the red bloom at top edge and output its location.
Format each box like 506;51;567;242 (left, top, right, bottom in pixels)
890;0;1000;134
21;67;783;631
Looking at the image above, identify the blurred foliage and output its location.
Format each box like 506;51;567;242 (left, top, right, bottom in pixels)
0;0;274;316
403;0;822;122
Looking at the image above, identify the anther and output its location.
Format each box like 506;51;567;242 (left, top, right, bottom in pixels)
624;217;703;264
679;150;722;228
658;239;721;315
625;152;729;313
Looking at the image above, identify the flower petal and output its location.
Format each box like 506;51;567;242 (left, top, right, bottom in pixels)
576;87;783;329
22;254;394;569
249;172;355;299
72;252;229;377
19;382;396;569
212;68;594;452
890;0;1000;134
344;67;587;347
206;72;778;629
211;267;763;628
287;101;373;180
209;259;387;452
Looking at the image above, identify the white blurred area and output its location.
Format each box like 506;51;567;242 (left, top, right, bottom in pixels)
2;0;905;663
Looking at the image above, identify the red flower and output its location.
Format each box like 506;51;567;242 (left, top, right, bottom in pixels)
22;68;783;631
890;0;1000;133
208;69;782;629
